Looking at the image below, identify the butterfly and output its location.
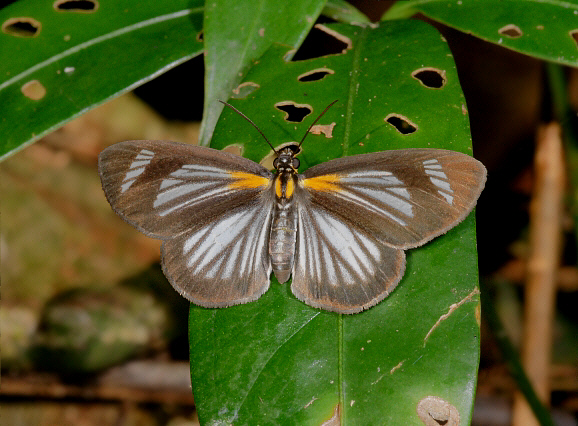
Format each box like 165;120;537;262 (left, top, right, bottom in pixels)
98;101;486;314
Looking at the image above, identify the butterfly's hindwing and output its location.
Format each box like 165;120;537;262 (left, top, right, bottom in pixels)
292;185;405;313
162;197;274;307
301;149;487;250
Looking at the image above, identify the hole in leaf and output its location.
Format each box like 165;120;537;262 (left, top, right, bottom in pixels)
570;29;578;49
298;67;335;83
196;30;203;42
21;80;46;100
275;101;312;122
231;81;260;99
498;24;523;38
416;396;459;426
310;122;336;138
260;142;301;170
291;24;352;61
412;68;446;89
279;142;301;155
53;0;98;12
385;114;417;134
222;144;243;157
2;17;41;37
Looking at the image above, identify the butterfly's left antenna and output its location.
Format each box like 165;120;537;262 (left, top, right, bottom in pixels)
218;100;277;154
298;100;338;148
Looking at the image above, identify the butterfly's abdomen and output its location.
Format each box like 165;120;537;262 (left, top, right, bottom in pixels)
269;200;298;284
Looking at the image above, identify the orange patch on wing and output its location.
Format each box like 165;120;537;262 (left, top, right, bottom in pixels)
228;171;269;189
302;174;340;192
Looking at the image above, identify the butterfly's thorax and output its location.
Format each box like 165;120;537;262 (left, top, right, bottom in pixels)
269;148;300;283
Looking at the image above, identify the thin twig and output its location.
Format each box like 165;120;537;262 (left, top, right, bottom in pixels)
512;122;564;426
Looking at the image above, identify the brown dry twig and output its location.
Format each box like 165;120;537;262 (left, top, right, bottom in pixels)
512;122;565;426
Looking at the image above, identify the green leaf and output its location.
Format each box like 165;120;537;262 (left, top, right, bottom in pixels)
190;20;480;425
0;0;204;160
385;0;578;67
199;0;327;146
321;0;371;25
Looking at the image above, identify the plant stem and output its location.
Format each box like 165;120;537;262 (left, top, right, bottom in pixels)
480;281;556;426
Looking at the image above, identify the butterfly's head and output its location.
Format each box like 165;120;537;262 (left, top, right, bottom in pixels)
273;145;300;172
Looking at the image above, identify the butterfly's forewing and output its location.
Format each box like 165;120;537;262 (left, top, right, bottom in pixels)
98;140;275;307
292;149;486;313
98;140;273;237
301;149;486;249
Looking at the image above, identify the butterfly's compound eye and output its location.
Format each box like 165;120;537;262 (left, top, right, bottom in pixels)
292;158;300;169
273;158;279;170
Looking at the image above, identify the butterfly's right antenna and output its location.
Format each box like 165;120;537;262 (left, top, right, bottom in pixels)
218;100;277;154
298;100;338;148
